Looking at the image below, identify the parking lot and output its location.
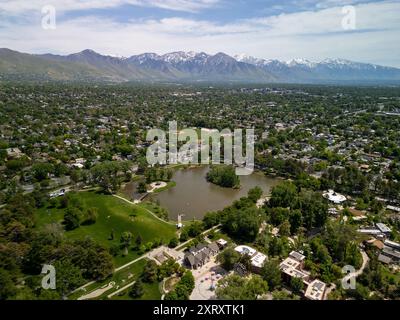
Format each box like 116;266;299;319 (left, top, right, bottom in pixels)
190;257;228;300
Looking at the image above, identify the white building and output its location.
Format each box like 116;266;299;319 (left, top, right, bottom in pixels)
323;190;346;204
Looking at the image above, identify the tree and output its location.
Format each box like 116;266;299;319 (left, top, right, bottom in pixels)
216;274;268;300
165;271;195;300
289;209;302;234
248;186;263;203
261;260;282;290
129;279;144;298
206;165;240;188
90;161;122;193
83;207;98;225
279;220;291;237
269;182;297;208
186;221;204;238
168;237;179;248
179;229;189;242
290;277;304;294
70;239;114;280
142;260;158;283
135;234;143;248
32;163;53;182
54;259;84;297
203;211;219;228
120;232;133;256
0;269;17;300
217;248;241;271
137;181;147;194
63;207;82;230
223;207;260;242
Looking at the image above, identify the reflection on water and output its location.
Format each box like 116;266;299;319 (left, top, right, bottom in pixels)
123;166;280;220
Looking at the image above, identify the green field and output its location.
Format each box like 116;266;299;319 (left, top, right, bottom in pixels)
35;191;177;266
110;281;162;300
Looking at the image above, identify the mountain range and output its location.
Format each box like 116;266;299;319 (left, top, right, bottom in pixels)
1;48;400;84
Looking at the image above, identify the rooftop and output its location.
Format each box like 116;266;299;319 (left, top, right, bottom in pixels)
305;280;326;301
323;189;346;204
235;245;257;257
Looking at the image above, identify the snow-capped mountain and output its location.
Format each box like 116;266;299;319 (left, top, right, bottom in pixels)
1;48;399;83
235;54;400;82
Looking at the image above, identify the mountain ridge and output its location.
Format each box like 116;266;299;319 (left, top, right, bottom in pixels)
1;48;400;83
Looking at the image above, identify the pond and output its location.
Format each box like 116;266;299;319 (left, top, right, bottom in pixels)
123;166;281;220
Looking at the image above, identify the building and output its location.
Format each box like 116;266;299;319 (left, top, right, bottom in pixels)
234;245;268;273
323;190;346;204
377;239;400;265
279;251;326;300
250;252;268;273
304;280;327;301
234;245;257;257
280;251;309;283
6;147;23;159
376;223;391;235
184;242;220;269
216;239;228;249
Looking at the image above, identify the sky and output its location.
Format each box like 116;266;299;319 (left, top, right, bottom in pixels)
0;0;399;67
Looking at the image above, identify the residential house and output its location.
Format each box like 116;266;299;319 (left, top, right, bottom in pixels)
184;242;220;269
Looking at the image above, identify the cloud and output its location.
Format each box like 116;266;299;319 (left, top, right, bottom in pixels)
0;0;399;67
0;0;220;14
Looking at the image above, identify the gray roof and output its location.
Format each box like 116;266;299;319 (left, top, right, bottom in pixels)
208;242;219;252
378;254;392;264
382;247;400;259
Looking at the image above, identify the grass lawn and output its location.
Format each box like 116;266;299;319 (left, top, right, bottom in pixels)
35;191;176;266
111;281;162;300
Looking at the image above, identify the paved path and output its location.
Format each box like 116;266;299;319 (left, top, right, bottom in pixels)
78;282;115;300
107;281;136;299
354;250;370;277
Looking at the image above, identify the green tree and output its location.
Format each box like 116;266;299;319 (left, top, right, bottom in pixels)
261;260;282;290
142;260;158;283
120;232;133;256
0;269;17;300
54;259;84;297
63;207;82;230
248;186;263;203
129;279;144;298
290;277;304;294
217;248;241;271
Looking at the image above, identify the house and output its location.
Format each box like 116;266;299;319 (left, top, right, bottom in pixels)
376;223;391;235
6;148;24;159
216;239;228;249
234;245;257;257
279;251;327;300
234;245;268;273
279;255;310;282
377;240;400;265
184;242;220;269
323;190;346;204
386;205;400;213
304;280;326;301
250;252;268;273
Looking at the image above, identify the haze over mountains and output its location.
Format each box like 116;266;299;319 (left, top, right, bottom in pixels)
1;48;400;84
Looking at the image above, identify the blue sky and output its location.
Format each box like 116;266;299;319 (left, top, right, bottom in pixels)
0;0;399;67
